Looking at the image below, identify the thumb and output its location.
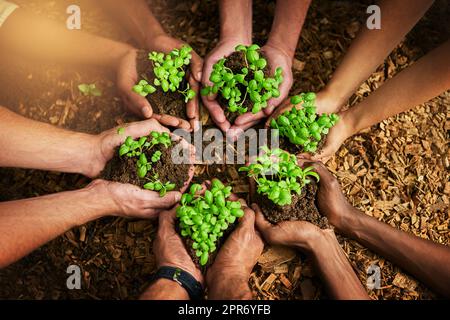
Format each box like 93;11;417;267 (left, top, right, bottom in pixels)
190;51;203;83
146;191;182;209
252;204;273;234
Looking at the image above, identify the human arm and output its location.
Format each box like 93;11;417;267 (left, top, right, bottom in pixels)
0;180;181;268
253;204;369;300
233;0;311;131
310;161;450;297
140;207;203;300
313;40;450;162
98;0;202;129
316;0;435;113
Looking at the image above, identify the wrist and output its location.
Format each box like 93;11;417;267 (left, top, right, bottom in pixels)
207;271;252;300
308;229;340;260
265;38;295;60
141;278;190;300
83;180;121;218
67;132;103;178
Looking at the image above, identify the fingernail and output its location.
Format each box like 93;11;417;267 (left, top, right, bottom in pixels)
251;204;257;210
175;192;182;202
142;107;151;118
196;71;202;82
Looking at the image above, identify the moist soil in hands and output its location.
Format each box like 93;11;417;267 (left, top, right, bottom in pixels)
101;142;190;190
218;51;270;124
136;50;188;120
255;179;330;229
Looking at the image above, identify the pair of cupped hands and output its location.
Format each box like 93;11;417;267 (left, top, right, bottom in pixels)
155;163;354;289
116;34;351;164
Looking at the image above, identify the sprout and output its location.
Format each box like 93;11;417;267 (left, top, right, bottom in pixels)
270;92;339;153
177;180;243;266
133;45;196;102
201;44;284;115
118;131;174;197
239;147;320;206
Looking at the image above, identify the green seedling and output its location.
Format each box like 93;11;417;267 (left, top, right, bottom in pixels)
239;147;319;206
270;92;339;153
200;44;284;115
133;45;196;102
177;180;244;266
78;83;102;97
118;131;175;196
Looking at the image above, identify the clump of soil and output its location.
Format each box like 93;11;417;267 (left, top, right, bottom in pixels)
217;51;270;123
101;142;190;191
254;180;330;229
136;50;188;120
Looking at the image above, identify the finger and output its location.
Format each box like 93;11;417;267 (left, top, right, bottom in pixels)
143;191;182;209
239;207;256;227
252;203;273;234
190;51;204;83
201;97;231;132
152;113;191;131
187;74;200;131
230;119;261;134
201;53;218;88
267;72;293;110
234;110;265;126
262;104;276;116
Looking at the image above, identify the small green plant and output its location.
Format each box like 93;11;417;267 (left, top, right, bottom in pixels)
118;131;175;196
270;92;339;153
200;44;283;114
133;45;196;103
177;180;244;266
78;83;102;96
239;147;319;206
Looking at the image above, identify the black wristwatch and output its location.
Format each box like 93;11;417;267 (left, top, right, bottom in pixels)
152;266;204;300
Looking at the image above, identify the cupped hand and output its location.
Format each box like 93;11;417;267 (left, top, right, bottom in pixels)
297;161;354;232
253;204;324;253
153;206;204;284
201;39;251;133
117;49;153;119
147;34;203;131
206;202;264;284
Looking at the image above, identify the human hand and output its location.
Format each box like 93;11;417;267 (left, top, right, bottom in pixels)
88;118;169;179
230;44;294;135
297;161;355;233
153;207;204;284
201;39;251;133
116;49;153;119
147;34;203;131
206;202;264;299
253;203;325;253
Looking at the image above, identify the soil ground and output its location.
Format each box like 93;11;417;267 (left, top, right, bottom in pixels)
0;0;448;300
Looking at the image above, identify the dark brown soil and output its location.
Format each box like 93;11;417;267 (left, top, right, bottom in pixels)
217;51;270;123
101;142;190;191
136;50;188;120
254;180;330;229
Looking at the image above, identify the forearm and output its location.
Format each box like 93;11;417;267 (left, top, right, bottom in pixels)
140;279;190;300
208;274;253;300
0;8;133;69
0;182;115;268
266;0;311;57
0;106;99;176
341;208;450;297
97;0;165;48
219;0;252;43
346;40;450;134
306;231;369;300
326;0;434;105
